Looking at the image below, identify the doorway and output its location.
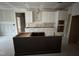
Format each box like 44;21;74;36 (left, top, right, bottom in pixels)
15;13;25;34
69;15;79;44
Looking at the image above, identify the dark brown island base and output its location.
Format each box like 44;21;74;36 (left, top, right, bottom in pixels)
13;32;62;56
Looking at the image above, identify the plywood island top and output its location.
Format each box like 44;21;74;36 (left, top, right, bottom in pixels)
14;32;62;38
17;32;31;37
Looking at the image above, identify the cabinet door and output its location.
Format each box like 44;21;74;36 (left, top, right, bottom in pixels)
25;11;33;23
58;11;67;20
42;12;56;23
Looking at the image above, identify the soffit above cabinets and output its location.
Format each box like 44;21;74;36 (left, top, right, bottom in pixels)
0;2;74;10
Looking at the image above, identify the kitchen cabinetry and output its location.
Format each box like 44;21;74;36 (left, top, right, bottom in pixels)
13;33;62;55
57;11;67;32
58;11;67;20
25;11;33;23
42;12;57;23
57;20;64;32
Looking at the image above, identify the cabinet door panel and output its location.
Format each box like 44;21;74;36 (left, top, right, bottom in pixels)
25;11;33;23
42;12;56;23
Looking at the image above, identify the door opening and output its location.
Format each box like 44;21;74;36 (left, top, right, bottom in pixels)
15;13;25;34
69;15;79;44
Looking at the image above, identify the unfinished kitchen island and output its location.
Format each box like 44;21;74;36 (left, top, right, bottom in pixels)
13;32;62;56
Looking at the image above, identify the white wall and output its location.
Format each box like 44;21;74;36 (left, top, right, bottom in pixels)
0;9;17;36
67;2;79;38
0;9;17;56
0;8;59;36
67;2;79;16
64;2;79;45
72;3;79;16
0;36;14;56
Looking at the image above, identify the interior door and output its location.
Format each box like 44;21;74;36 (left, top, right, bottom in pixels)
69;15;79;44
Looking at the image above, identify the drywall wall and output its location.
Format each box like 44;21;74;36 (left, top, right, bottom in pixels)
64;2;79;45
0;36;14;56
0;8;59;36
67;2;79;16
0;9;17;56
67;3;79;36
72;2;79;16
70;2;79;44
0;9;17;36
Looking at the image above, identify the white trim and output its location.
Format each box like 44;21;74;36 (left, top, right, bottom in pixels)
14;10;26;34
67;14;72;39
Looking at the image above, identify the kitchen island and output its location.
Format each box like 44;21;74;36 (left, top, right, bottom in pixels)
13;32;62;56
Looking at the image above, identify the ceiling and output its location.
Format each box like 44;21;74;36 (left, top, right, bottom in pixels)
0;2;74;10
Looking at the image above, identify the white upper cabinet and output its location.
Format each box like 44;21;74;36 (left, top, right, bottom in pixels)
58;11;67;20
41;11;57;23
25;11;33;23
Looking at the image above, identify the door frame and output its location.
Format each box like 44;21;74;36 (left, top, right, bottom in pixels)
68;15;79;44
14;11;26;34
